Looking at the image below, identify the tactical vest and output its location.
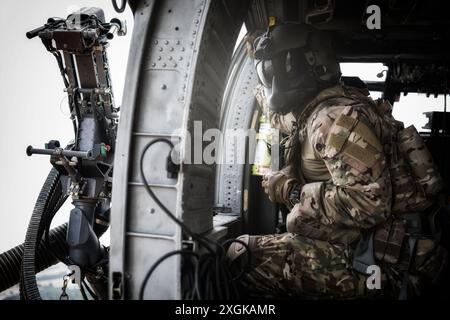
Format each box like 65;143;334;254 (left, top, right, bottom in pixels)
334;88;445;298
366;99;443;265
289;84;445;292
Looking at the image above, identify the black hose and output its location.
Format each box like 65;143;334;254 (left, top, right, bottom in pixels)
20;168;63;300
111;0;127;13
0;223;68;293
1;168;110;298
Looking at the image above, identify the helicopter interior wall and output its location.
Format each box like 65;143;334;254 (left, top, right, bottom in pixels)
110;0;249;299
112;0;450;299
214;35;286;237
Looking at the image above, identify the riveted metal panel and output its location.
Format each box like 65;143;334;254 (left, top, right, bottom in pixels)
215;40;260;215
110;0;248;300
127;184;178;236
133;70;185;134
128;135;179;185
109;0;158;300
124;236;177;299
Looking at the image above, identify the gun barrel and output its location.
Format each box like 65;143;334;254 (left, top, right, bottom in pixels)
26;146;91;159
26;25;46;39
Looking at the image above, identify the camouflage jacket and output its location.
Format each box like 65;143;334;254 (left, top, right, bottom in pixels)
258;83;446;281
262;83;433;246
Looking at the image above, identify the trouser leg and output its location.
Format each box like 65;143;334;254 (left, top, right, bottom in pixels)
227;233;368;298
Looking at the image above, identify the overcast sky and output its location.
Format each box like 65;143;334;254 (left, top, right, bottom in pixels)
0;1;133;252
0;2;445;253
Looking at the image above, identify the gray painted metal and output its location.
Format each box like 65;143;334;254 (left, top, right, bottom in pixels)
110;0;247;300
215;40;260;215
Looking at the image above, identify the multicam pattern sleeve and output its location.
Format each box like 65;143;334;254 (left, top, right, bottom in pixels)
286;102;393;242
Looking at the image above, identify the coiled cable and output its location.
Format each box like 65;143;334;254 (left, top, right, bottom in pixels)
138;139;251;300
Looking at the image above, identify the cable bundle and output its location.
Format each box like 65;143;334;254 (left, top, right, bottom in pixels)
138;139;251;300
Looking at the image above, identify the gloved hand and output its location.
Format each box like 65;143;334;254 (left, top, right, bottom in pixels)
261;166;300;207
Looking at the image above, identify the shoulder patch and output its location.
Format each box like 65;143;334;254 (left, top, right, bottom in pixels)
324;111;358;157
324;107;384;175
335;114;358;131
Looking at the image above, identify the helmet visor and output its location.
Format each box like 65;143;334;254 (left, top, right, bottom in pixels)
256;49;308;90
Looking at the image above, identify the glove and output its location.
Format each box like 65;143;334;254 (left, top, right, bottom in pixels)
261;166;300;207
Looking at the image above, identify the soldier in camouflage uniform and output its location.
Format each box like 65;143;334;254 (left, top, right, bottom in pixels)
227;23;447;299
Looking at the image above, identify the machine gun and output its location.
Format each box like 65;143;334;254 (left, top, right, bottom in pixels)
21;7;126;299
